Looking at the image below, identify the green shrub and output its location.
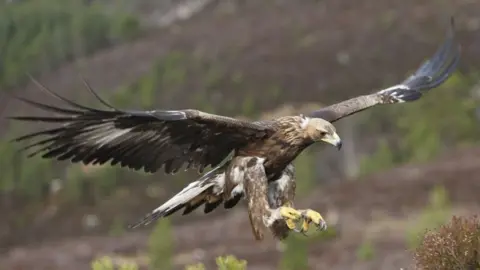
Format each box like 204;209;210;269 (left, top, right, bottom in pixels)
0;134;53;201
358;139;396;176
0;0;141;89
91;256;138;270
414;215;480;270
279;221;337;270
406;185;452;249
216;255;247;270
360;72;480;175
90;254;248;270
148;218;174;270
394;73;479;163
356;239;375;261
185;263;206;270
293;149;315;196
280;234;309;270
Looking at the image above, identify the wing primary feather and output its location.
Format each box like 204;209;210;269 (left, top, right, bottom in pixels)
401;16;459;91
27;74;105;113
7;116;75;122
422;48;460;89
80;76;119;111
9;76;271;174
385;41;460;103
5;94;83;115
305;16;460;122
11;127;66;143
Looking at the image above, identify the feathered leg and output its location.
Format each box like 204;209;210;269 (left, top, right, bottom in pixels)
239;157;327;240
264;163;327;238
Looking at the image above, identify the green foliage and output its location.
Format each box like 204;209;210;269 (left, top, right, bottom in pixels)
240;94;256;119
90;255;248;270
91;256;138;270
60;163;121;206
413;215;480;270
113;49;284;118
406;185;452;249
185;263;207;270
280;234;309;270
395;73;479;163
109;216;126;236
216;255;247;270
360;72;480;175
317;226;339;240
0;133;53;201
184;255;247;270
112;51;188;109
358;139;396;176
0;0;141;89
279;225;338;270
148;218;174;270
293;149;315;195
356;239;375;261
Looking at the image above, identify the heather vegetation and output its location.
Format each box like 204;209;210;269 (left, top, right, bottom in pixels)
414;215;480;270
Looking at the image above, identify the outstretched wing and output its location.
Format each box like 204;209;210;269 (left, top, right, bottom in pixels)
307;17;460;123
8;77;276;174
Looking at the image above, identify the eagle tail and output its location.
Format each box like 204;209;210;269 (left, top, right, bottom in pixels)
128;166;227;229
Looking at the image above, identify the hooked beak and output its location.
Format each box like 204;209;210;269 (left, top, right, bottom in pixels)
321;132;342;150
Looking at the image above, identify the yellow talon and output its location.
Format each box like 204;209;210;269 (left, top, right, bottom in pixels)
277;206;326;233
301;209;327;231
301;219;310;232
279;206;302;220
279;206;303;231
285;219;297;230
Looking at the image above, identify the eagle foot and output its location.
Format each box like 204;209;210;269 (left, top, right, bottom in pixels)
273;207;327;235
299;209;327;233
278;206;304;231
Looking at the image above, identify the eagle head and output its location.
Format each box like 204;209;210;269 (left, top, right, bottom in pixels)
302;117;342;150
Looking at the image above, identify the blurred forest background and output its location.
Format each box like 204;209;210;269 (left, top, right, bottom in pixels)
1;0;480;269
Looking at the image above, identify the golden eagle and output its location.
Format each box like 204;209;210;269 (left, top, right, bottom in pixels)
8;19;459;240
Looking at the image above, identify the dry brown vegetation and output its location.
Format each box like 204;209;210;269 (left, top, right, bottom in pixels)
414;216;480;270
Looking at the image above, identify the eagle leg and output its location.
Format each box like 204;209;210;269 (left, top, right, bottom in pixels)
240;156;327;239
241;157;306;239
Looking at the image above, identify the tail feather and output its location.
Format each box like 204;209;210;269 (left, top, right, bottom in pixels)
182;199;208;215
128;168;226;229
223;193;242;209
204;197;224;214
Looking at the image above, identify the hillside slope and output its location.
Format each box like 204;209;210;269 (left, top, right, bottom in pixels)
2;0;480;123
2;146;479;269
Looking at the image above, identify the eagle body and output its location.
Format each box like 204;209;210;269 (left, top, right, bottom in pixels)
238;116;314;179
7;18;460;241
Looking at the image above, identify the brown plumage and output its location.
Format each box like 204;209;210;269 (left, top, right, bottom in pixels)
7;18;460;240
242;156;296;240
